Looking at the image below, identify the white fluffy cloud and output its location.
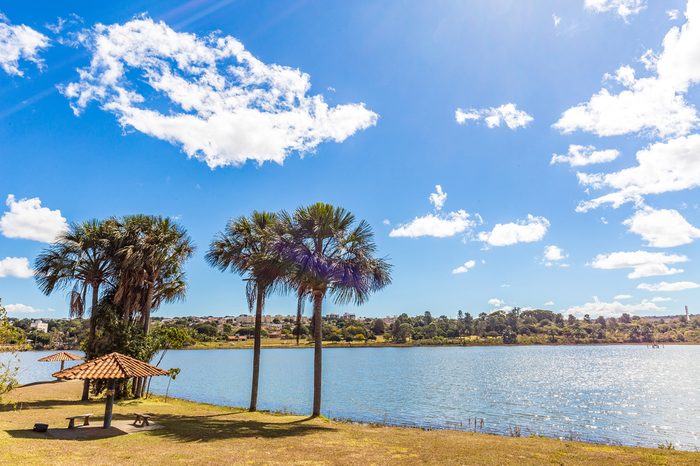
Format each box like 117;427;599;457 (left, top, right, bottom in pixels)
550;144;620;167
0;256;33;278
584;0;646;20
637;281;700;291
390;186;479;238
590;250;688;279
478;214;549;247
488;298;505;308
542;245;569;267
0;195;67;243
0;13;49;76
613;294;633;300
389;210;476;238
428;185;447;211
452;260;476;274
544;245;566;261
668;9;681;20
455;103;533;130
4;303;52;314
576;134;700;211
556;2;700;137
563;296;663;318
623;206;700;247
555;66;697;138
62;17;377;168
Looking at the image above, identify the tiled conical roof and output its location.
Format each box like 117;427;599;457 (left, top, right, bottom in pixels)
52;352;169;380
38;352;83;362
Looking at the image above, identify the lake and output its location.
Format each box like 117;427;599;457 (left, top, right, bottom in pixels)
5;345;699;450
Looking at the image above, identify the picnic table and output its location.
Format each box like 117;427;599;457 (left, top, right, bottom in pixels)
133;413;152;427
66;414;93;429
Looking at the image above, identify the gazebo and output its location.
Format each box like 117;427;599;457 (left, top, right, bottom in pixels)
52;352;169;428
38;351;83;372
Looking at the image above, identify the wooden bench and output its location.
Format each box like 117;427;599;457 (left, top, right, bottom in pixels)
133;413;152;427
66;414;93;429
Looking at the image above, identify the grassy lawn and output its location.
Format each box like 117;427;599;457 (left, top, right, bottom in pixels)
1;381;698;465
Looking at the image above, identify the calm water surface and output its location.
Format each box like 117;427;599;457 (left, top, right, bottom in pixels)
6;345;699;450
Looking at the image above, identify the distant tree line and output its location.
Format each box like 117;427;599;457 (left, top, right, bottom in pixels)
381;309;700;345
158;309;700;345
7;308;699;351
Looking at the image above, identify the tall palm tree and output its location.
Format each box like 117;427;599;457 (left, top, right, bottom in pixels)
277;203;391;416
116;215;194;397
117;215;194;334
206;211;285;412
34;219;116;400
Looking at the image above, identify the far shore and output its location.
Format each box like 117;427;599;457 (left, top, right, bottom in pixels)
5;339;698;353
169;339;700;350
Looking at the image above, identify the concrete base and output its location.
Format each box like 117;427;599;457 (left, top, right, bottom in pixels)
47;420;163;440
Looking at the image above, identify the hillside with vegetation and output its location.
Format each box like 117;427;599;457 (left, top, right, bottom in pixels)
7;308;699;351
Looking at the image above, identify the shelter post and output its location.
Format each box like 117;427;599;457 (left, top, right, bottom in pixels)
104;380;116;428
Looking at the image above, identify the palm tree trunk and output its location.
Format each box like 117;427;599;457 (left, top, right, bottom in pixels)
295;291;303;346
135;282;156;398
142;281;155;335
249;285;265;412
82;282;100;401
312;291;323;417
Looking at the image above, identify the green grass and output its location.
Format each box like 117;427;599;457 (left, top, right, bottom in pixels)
1;381;698;465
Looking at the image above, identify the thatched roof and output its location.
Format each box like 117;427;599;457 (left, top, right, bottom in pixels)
52;352;169;380
38;352;83;362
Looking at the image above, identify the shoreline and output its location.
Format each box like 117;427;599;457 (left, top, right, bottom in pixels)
149;390;697;452
185;340;699;350
4;340;699;353
3;380;699;463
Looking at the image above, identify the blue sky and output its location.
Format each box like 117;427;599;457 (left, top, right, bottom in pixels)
1;0;699;319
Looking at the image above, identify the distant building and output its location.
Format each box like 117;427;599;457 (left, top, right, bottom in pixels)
235;315;255;325
30;320;49;333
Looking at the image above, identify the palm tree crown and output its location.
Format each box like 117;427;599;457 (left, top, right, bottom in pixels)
278;203;392;303
34;219;116;319
206;211;285;310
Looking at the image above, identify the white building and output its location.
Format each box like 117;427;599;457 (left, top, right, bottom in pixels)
30;320;49;333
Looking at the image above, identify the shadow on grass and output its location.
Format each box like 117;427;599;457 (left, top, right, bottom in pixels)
148;412;336;443
4;411;334;443
5;426;128;441
0;399;96;412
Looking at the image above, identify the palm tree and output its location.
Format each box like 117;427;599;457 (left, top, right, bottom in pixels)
34;219;116;400
117;215;194;334
206;211;285;412
277;203;391;416
116;215;194;397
